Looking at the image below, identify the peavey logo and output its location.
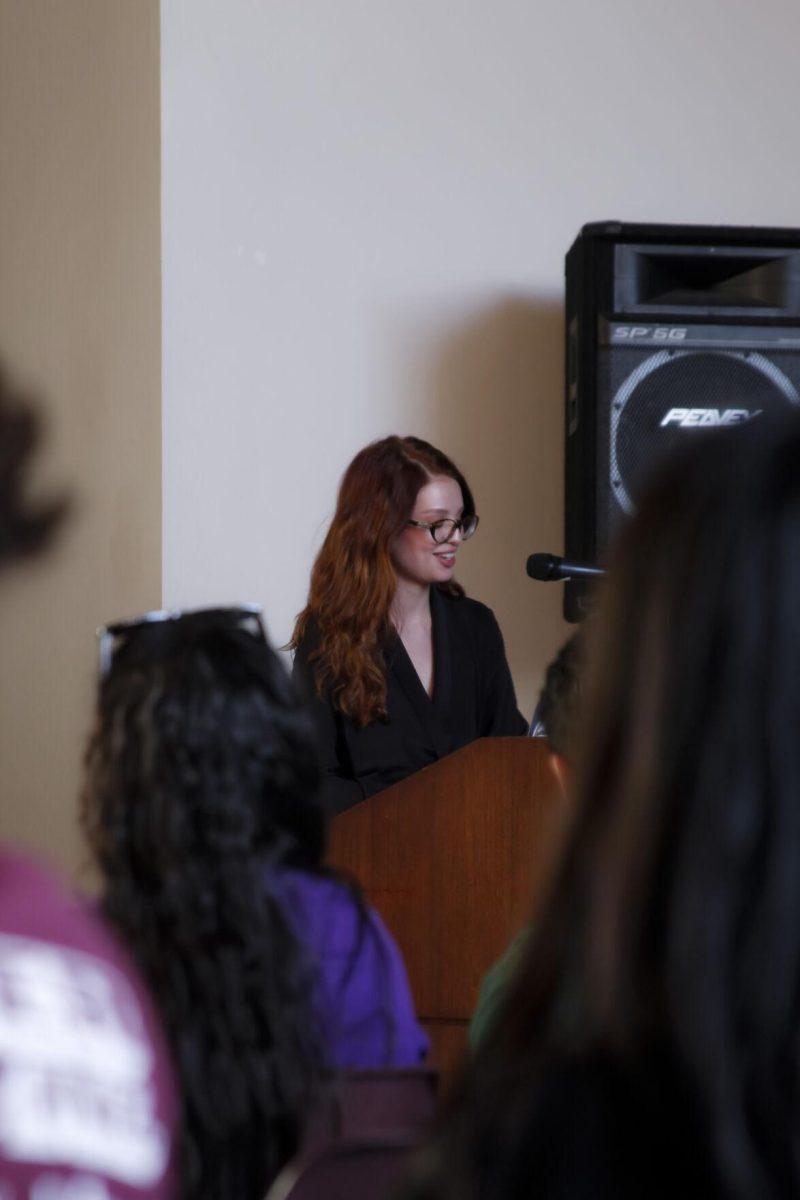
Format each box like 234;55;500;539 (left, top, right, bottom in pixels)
660;407;761;429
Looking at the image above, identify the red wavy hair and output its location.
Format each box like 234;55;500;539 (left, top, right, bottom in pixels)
291;436;475;727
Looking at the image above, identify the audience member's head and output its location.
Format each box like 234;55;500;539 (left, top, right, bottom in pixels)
415;413;800;1200
534;630;584;796
82;607;327;1200
0;362;66;572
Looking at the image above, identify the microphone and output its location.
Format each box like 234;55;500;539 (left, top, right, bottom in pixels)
526;553;606;582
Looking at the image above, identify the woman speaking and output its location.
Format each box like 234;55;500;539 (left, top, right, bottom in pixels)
291;436;527;814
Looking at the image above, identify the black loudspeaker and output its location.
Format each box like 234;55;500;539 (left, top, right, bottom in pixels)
564;221;800;621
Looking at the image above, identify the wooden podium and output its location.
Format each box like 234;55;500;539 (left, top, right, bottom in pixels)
328;738;563;1079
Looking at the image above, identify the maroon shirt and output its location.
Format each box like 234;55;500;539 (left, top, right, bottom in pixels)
0;846;176;1199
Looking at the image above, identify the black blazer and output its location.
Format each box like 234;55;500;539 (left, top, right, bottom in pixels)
292;587;528;814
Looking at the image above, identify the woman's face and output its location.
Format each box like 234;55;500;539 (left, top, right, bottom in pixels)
391;475;465;587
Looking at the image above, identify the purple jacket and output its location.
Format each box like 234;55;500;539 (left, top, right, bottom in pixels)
271;867;429;1070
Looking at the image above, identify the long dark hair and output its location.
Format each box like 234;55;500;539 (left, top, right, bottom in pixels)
417;415;800;1199
81;610;327;1200
291;436;475;726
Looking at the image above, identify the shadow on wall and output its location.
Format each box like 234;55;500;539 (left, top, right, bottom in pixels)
422;296;569;718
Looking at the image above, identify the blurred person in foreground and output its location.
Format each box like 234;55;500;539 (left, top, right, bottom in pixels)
469;631;584;1053
0;363;176;1198
81;604;428;1200
409;413;800;1200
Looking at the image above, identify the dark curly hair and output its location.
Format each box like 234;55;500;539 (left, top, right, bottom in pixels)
0;361;67;569
81;610;328;1200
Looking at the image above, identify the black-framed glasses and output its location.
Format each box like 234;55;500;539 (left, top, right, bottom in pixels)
96;604;266;677
406;514;479;544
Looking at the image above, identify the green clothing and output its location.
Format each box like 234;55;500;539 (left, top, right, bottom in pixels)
468;927;530;1053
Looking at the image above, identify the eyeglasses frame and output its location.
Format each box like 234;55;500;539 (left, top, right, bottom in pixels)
405;514;480;544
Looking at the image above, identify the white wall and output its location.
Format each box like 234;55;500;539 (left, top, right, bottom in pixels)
161;0;800;716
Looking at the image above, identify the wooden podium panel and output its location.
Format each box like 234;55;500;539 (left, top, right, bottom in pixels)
328;738;563;1077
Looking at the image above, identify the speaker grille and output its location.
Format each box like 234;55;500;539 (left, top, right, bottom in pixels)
597;348;800;545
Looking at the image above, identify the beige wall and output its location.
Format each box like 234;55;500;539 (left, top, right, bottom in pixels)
0;1;162;875
160;0;800;720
